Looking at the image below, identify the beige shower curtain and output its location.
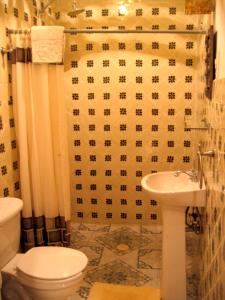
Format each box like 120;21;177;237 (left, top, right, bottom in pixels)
10;33;71;250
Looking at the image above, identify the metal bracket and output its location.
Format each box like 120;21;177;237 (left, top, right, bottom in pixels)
184;119;209;131
0;47;13;55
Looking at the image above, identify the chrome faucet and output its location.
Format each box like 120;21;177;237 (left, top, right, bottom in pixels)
174;145;215;189
174;170;198;182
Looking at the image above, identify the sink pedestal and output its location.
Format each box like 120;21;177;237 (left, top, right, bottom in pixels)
161;205;186;300
141;171;206;300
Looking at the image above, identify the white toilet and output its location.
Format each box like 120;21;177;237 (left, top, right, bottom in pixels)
0;197;88;300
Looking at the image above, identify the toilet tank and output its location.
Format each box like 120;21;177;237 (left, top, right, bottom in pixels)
0;197;23;269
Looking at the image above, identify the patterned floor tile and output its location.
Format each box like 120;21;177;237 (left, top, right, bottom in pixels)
96;227;151;256
186;231;200;299
100;246;139;269
139;269;161;288
141;232;162;250
76;286;90;300
119;250;139;269
138;249;162;269
78;223;111;233
71;222;81;231
110;224;141;233
186;231;201;256
77;246;104;267
70;230;88;248
84;260;151;286
141;225;162;234
186;273;199;300
70;222;199;299
99;247;122;265
70;283;92;300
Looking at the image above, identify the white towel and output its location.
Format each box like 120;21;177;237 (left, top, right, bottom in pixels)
31;26;64;63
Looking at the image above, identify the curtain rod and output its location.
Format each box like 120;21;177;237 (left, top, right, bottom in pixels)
8;29;206;35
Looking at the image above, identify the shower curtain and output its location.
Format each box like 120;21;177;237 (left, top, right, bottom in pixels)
10;33;71;250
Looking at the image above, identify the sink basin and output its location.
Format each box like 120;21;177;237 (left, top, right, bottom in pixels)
141;171;206;207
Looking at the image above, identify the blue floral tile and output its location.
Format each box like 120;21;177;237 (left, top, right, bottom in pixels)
186;273;199;300
84;260;151;286
138;249;162;269
141;225;162;234
96;227;151;255
72;284;91;300
186;231;200;256
110;224;141;233
70;222;199;299
186;232;200;300
79;223;111;232
70;230;87;248
78;246;104;267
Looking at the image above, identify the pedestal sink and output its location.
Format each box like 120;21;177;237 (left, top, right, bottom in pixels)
141;171;206;300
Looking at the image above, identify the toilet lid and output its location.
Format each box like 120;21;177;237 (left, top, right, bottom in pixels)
17;247;88;280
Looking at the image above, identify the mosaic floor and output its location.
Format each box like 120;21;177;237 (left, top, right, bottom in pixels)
70;223;200;300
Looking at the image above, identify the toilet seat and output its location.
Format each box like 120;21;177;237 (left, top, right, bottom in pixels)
17;268;83;290
16;246;88;290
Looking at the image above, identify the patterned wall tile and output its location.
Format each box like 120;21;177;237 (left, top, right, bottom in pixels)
0;2;220;297
191;16;225;298
185;0;215;15
0;1;205;225
198;79;225;300
56;0;201;224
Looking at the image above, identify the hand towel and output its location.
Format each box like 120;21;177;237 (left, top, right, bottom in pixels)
31;26;64;63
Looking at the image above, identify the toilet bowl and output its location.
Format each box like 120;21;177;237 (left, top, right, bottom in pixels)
18;246;88;300
0;198;88;300
2;247;88;300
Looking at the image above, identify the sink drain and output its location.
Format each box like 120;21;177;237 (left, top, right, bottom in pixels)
116;244;130;251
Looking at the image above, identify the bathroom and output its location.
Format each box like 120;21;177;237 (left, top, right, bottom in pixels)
0;0;224;299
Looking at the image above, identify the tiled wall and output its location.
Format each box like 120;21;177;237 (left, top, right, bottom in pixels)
1;0;204;225
191;12;225;299
215;0;225;79
198;79;225;300
53;0;202;224
1;1;224;296
185;0;215;14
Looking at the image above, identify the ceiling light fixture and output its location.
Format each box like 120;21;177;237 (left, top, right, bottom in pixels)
118;4;128;16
